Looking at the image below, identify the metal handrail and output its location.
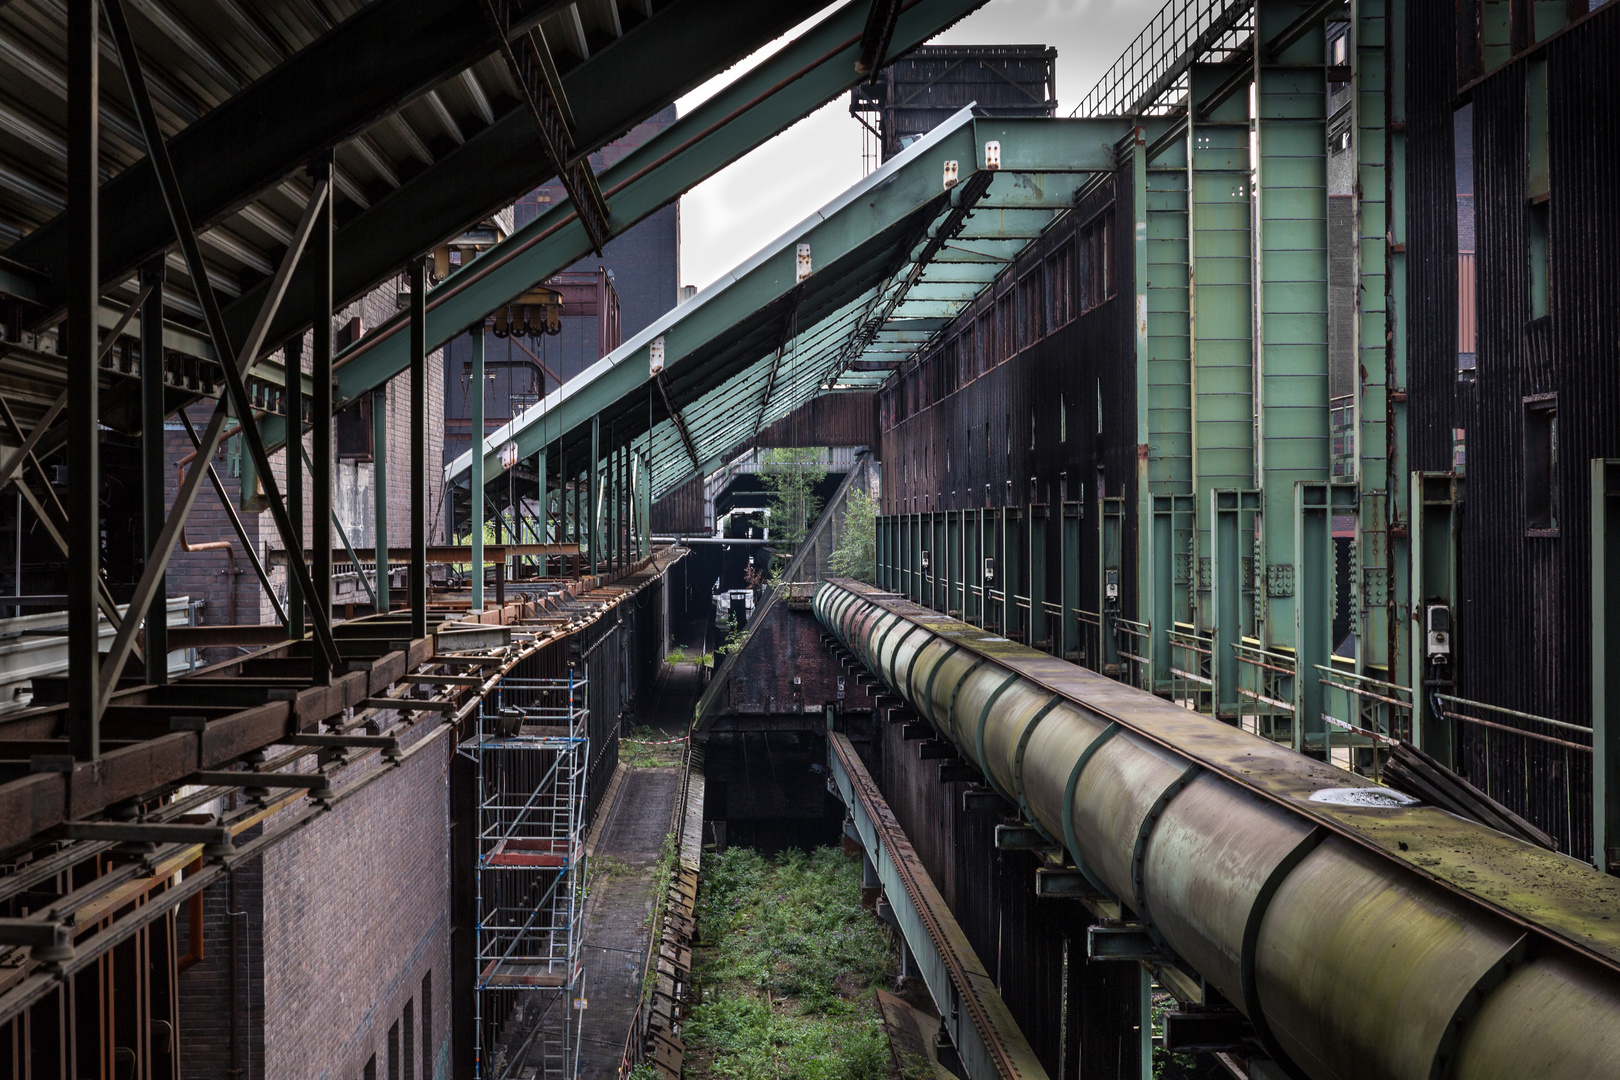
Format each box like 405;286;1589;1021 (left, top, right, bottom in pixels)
1433;693;1592;736
1072;0;1253;118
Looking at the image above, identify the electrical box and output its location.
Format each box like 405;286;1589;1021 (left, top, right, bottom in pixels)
1105;568;1120;604
1426;604;1452;659
983;557;995;583
921;549;932;575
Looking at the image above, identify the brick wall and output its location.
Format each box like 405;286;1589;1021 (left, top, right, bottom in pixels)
174;724;452;1080
258;726;452;1080
177;822;266;1080
720;604;846;715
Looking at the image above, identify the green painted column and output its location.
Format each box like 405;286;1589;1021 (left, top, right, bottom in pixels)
1142;121;1192;688
1187;62;1256;639
469;328;484;612
372;387;389;612
1254;0;1330;650
1028;504;1048;652
1294;483;1334;756
1061;502;1081;659
1002;506;1022;643
589;415;600;576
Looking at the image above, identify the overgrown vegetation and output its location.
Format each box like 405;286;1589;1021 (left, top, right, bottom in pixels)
642;830;681;1002
760;448;828;552
619;725;684;768
712;615;747;659
684;848;895;1080
830;486;878;583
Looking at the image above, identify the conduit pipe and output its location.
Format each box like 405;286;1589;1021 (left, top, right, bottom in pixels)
175;445;239;625
814;578;1620;1080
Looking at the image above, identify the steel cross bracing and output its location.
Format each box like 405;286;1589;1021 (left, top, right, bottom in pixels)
261;0;995;457
446;111;1168;504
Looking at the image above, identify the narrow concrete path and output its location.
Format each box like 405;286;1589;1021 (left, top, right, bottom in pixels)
575;767;680;1079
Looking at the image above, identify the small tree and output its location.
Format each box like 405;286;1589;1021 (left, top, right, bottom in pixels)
830;486;877;583
758;447;826;552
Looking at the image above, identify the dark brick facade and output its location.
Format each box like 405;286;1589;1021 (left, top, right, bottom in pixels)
177;724;452;1080
717;603;846;716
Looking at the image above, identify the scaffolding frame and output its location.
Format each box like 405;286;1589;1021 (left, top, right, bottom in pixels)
467;674;589;1080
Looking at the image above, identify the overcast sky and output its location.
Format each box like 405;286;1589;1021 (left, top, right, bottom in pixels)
675;0;1160;292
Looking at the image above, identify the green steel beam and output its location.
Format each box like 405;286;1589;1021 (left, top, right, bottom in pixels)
227;0;828;373
259;0;991;454
451;115;1144;489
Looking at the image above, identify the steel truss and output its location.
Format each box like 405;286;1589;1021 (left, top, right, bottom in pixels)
464;674;589;1080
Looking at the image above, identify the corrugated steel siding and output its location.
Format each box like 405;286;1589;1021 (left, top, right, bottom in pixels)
754;392;877;449
1410;4;1620;858
879;171;1139;617
652;473;706;534
1405;0;1462;474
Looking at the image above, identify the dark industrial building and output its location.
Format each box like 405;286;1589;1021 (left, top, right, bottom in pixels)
1;3;1618;1080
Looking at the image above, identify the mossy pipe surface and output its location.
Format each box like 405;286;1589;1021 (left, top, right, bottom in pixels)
815;578;1620;1080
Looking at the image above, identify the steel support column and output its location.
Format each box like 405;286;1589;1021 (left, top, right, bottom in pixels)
1028;504;1048;652
1409;472;1459;762
310;154;334;681
1596;459;1620;876
588;415;600;576
286;334;304;639
373;386;389;612
470;328;485;611
140;258;167;685
66;0;100;755
1212;489;1259;721
410;257;427;638
1061;502;1081;660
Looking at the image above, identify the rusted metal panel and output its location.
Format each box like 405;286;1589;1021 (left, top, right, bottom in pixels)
753;392;878;450
651;473;706;535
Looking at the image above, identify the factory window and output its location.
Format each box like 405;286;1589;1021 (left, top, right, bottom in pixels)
402;1000;415;1080
421;973;433;1080
388;1020;400;1080
364;1055;377;1080
1046;243;1073;328
1524;395;1558;533
1060;394;1067;443
1525;55;1550;321
1456;104;1477;376
997;293;1015;360
1079;209;1115;312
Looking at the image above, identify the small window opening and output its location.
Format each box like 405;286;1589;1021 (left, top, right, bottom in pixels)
1524;397;1557;533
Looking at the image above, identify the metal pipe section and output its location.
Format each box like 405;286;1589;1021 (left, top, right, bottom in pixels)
815;578;1620;1080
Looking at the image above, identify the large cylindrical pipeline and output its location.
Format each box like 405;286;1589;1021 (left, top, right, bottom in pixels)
815;579;1620;1080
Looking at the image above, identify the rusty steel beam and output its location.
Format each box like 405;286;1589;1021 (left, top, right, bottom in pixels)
827;730;1049;1080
